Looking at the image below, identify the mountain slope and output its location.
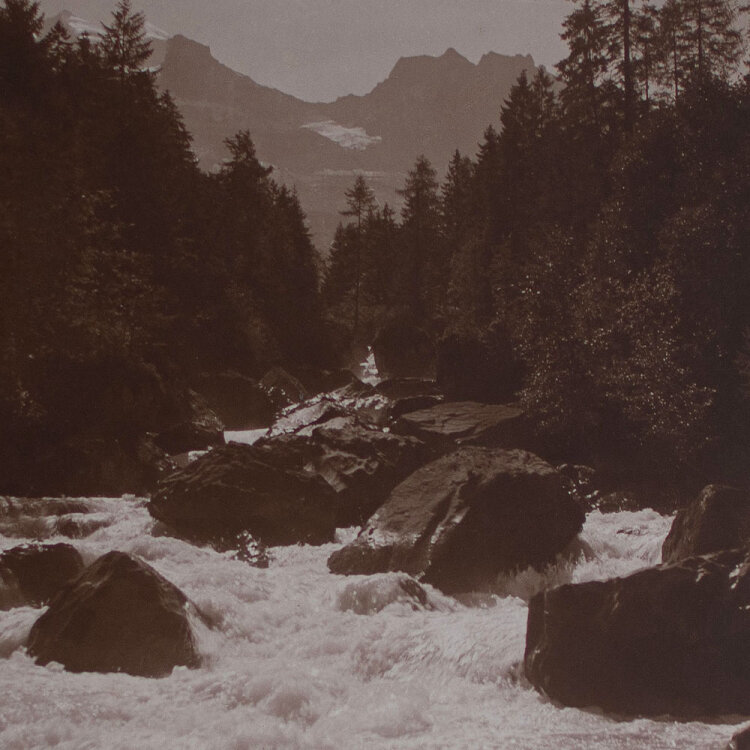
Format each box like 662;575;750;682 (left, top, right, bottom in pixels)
47;12;535;250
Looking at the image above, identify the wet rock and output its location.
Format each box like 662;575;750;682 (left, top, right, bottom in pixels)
336;573;433;614
372;320;434;378
662;484;750;564
729;725;750;750
0;497;100;540
392;401;526;452
150;442;339;546
258;418;431;526
525;548;750;716
52;515;110;539
260;367;310;410
265;395;352;438
0;543;83;608
28;551;202;677
328;448;583;594
196;370;275;430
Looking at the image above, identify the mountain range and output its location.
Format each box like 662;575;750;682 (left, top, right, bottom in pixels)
46;12;535;251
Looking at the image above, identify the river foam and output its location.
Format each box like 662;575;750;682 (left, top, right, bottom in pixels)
0;497;742;749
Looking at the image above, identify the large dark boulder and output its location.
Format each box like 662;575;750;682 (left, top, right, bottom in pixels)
196;370;275;430
27;551;202;677
372;320;434;379
730;725;750;750
393;401;526;452
662;484;750;564
152;417;431;541
328;448;584;593
150;442;339;545
436;329;520;403
257;419;431;526
525;548;750;716
0;543;83;608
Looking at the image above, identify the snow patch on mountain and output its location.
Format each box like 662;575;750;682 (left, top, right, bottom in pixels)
63;13;169;42
302;121;382;150
65;14;104;40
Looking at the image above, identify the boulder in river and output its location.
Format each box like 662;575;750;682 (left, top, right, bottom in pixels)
258;418;431;526
525;547;750;716
392;401;526;452
150;442;339;546
0;543;83;608
729;725;750;750
662;484;750;564
152;416;430;540
27;551;202;677
328;447;584;593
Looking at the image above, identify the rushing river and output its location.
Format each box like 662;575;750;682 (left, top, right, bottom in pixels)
0;494;744;749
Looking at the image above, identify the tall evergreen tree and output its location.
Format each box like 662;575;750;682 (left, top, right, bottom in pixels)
397;155;442;319
99;0;152;82
341;175;376;337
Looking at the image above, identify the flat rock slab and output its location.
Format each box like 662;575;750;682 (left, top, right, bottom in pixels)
525;548;750;717
28;551;202;677
392;401;525;451
328;447;583;593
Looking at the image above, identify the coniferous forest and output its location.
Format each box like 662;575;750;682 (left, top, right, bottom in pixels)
0;0;329;493
1;0;749;500
6;1;750;741
324;0;750;494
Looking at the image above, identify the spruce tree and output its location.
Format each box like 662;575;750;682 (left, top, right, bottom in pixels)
100;0;152;82
397;155;441;319
341;175;376;337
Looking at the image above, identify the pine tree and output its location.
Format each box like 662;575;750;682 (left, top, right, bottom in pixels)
397;155;441;319
557;0;614;128
441;150;474;255
341;175;376;338
99;0;152;83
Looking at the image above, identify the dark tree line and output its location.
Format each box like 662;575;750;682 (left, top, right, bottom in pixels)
0;0;327;463
324;0;750;484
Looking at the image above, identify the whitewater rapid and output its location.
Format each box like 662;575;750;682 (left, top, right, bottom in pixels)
0;496;742;749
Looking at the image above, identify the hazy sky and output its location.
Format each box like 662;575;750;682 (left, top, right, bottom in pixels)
37;0;570;102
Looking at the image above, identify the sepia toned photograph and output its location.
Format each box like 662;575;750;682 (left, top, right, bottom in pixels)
1;0;749;746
